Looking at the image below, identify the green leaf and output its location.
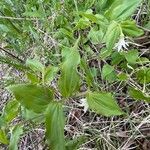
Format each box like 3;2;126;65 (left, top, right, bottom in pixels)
121;20;144;37
106;71;117;82
59;45;80;98
122;49;139;64
0;117;6;128
26;72;40;83
44;66;58;83
111;51;125;65
45;102;65;150
23;5;45;18
54;28;74;39
8;84;54;113
0;24;10;32
137;57;150;64
75;18;91;30
145;21;150;30
80;58;95;87
87;91;124;116
117;73;128;81
22;108;45;123
102;64;117;82
54;29;72;40
105;0;142;21
0;129;9;145
65;136;86;150
136;67;150;84
84;0;96;9
100;48;112;59
129;88;150;102
26;59;44;72
102;0;117;10
102;64;114;79
104;21;120;50
9;125;23;150
2;100;19;123
88;28;104;44
79;10;99;23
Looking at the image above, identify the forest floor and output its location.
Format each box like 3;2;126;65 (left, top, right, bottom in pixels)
0;1;150;150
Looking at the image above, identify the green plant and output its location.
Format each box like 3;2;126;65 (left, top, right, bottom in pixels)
0;0;149;149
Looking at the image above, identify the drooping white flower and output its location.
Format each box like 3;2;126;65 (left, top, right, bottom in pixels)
79;98;89;113
115;36;129;52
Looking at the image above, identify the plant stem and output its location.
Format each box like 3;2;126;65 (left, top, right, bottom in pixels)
0;47;24;63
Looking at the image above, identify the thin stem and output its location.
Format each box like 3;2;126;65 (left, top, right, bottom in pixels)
0;15;40;21
73;0;79;13
0;47;24;63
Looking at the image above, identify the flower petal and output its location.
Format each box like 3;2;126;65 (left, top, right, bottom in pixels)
79;98;89;113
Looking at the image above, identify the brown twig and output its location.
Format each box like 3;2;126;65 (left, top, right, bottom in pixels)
0;47;24;63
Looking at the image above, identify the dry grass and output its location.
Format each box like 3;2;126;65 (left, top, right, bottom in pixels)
0;1;150;149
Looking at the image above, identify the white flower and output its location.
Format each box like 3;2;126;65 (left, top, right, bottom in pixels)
115;36;129;52
79;98;89;113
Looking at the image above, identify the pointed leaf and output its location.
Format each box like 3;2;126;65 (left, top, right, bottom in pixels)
0;129;9;145
45;102;65;150
75;18;91;30
121;20;144;37
79;10;99;23
111;51;125;65
65;136;86;150
22;108;45;123
44;66;58;83
105;0;142;21
88;28;104;44
129;88;150;103
2;100;19;123
102;64;114;79
87;92;124;116
9;125;23;150
122;49;139;64
0;24;9;32
26;59;44;72
136;67;150;84
104;21;120;50
80;58;95;87
102;64;117;82
117;73;128;81
26;72;40;83
59;46;80;98
8;84;54;113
